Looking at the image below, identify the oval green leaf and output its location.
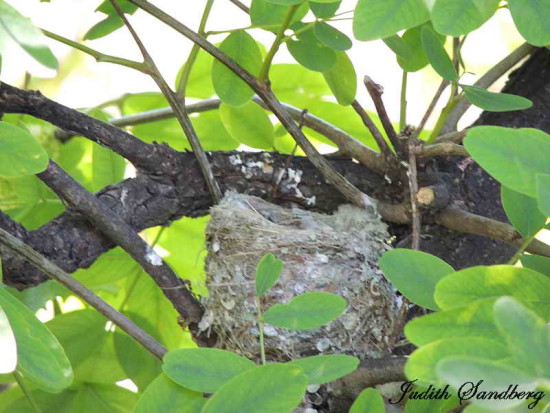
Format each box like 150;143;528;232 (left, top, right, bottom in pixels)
263;292;347;330
431;0;500;36
256;253;284;296
434;265;550;318
309;1;341;19
520;254;550;279
437;357;537;410
0;122;49;178
0;306;17;374
287;38;337;72
135;373;205;413
0;2;58;69
493;297;550;378
163;348;256;393
379;249;454;310
536;173;550;218
212;31;262;106
323;51;357;105
353;0;430;41
219;102;275;149
464;126;550;197
287;355;359;384
350;388;385;413
462;85;533;112
264;0;304;4
313;22;352;51
501;186;546;237
250;0;309;31
421;26;458;81
508;0;550;47
405;337;509;385
201;363;308;413
0;287;73;392
404;299;500;347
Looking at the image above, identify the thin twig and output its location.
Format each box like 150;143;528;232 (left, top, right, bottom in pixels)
441;42;536;133
412;79;449;139
127;0;375;210
42;29;148;73
177;0;215;97
435;129;468;144
228;0;249;13
363;76;403;158
351;99;393;159
0;227;168;359
419;142;469;158
408;143;421;250
400;70;408;131
109;0;221;203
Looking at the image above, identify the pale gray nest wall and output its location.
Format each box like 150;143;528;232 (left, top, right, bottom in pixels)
200;193;398;361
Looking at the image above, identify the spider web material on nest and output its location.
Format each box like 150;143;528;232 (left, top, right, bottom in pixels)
200;192;399;361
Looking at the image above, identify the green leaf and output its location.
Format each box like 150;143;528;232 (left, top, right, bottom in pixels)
0;122;49;178
263;292;347;330
163;348;256;393
264;0;304;4
463;126;550;197
431;0;500;36
405;337;509;385
47;310;126;384
353;0;430;41
287;355;359;385
493;297;550;378
434;265;550;318
219;102;275;149
309;1;341;18
462;85;533;112
0;2;58;69
404;299;500;347
212;31;262;106
73;248;136;289
349;388;385;413
250;0;309;30
501;186;546;237
0;286;73;392
313;22;352;51
385;24;444;72
135;373;205;413
114;330;161;391
287;30;337;72
536;173;550;217
255;253;284;296
0;307;17;374
201;363;307;413
270;63;330;106
379;249;454;310
437;358;538;410
175;50;215;99
508;0;550;47
5;383;138;412
91;145;126;192
84;0;138;40
520;254;550;279
323;51;357;105
421;26;458;81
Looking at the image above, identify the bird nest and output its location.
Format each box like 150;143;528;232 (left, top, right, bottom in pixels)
198;193;398;361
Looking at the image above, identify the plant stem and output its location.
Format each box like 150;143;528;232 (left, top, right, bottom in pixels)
508;231;539;265
13;372;41;413
259;5;299;82
41;29;147;73
400;70;408;131
255;297;267;365
0;227;168;359
427;95;459;144
177;0;215;97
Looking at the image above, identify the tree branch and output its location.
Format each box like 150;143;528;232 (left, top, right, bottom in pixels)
0;227;167;360
36;160;204;325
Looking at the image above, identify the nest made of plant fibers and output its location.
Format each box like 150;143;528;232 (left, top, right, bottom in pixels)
198;192;399;362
